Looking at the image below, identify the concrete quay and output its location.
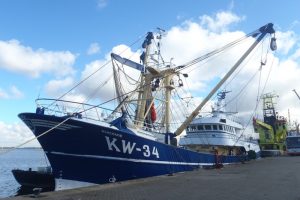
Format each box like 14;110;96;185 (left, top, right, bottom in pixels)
5;156;300;200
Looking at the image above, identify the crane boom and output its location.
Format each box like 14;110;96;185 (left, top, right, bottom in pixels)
174;23;276;136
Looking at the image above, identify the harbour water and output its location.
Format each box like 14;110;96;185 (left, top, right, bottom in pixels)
0;148;50;198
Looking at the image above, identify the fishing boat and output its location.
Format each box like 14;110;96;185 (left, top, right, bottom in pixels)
12;167;55;189
253;93;287;156
286;131;300;155
18;23;276;189
286;90;300;155
179;91;260;158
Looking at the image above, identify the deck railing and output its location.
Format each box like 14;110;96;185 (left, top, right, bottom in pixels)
35;98;118;122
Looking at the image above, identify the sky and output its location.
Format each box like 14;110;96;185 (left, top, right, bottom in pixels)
1;0;300;147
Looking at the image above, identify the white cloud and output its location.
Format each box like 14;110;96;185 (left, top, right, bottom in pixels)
44;77;74;97
0;121;40;147
289;20;300;30
176;15;184;20
0;39;76;78
0;85;24;99
47;11;300;137
276;31;298;55
228;0;235;11
10;85;24;98
87;42;101;55
160;18;248;92
289;47;300;61
79;44;141;103
148;12;300;137
200;11;245;32
0;88;9;99
97;0;107;9
5;11;300;146
70;11;283;136
221;48;300;129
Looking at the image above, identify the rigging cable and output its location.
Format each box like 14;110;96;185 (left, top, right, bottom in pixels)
233;52;275;145
177;29;260;72
74;27;267;129
0;117;71;156
182;35;254;77
47;32;148;108
73;73;113;114
78;29;259;118
173;89;210;144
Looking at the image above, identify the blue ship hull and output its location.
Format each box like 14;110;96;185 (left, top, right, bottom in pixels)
19;113;245;185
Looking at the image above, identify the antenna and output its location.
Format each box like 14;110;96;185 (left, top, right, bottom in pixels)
154;27;166;68
288;108;291;126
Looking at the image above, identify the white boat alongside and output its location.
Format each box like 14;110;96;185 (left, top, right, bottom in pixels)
179;91;260;156
286;131;300;156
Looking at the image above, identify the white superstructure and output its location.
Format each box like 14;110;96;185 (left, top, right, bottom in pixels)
179;91;260;154
286;131;300;155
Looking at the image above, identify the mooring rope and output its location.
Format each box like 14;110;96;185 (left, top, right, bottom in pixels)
0;117;71;156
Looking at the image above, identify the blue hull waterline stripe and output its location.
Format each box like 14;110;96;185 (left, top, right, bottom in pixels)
50;151;222;166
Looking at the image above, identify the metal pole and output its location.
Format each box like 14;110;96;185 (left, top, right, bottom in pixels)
175;27;272;136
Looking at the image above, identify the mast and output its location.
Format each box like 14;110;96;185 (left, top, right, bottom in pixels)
164;71;175;133
174;23;276;136
136;32;154;127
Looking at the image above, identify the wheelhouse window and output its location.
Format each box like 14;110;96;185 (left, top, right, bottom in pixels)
213;125;218;130
286;137;300;148
198;125;204;131
191;126;196;131
220;119;226;123
204;125;212;130
219;125;223;130
188;126;196;132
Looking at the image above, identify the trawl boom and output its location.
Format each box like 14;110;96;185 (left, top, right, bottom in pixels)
111;53;144;72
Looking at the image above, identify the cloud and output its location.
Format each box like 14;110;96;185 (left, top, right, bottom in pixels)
68;11;284;137
275;31;298;55
289;20;300;30
142;12;300;137
10;85;24;98
44;77;74;97
0;85;24;99
228;0;235;11
79;44;141;103
97;0;107;9
0;121;40;147
5;10;300;146
0;39;76;78
220;47;300;128
0;88;9;99
160;17;248;91
47;11;300;138
87;42;101;55
200;11;245;32
176;15;184;21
